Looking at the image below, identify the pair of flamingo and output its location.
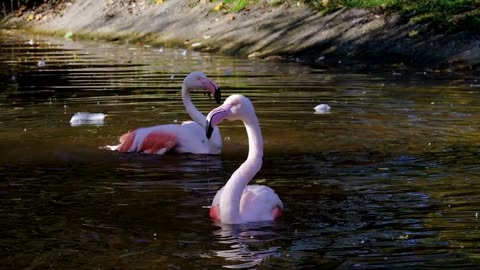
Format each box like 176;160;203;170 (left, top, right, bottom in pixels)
107;71;283;224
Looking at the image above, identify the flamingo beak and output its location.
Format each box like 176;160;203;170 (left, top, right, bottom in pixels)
205;119;214;139
200;77;221;104
206;104;230;139
214;88;221;104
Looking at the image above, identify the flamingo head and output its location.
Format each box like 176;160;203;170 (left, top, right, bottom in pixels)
205;94;255;139
184;71;221;103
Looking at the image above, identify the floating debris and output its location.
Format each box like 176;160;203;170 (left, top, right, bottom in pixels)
64;31;74;40
176;49;187;56
37;58;46;68
70;112;106;126
314;104;331;114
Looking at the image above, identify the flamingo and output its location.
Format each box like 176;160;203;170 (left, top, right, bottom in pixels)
205;94;283;224
106;71;222;155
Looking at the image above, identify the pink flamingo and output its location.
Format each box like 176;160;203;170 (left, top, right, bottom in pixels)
206;94;283;224
106;71;222;155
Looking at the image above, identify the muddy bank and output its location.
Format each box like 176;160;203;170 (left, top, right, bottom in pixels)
3;0;480;72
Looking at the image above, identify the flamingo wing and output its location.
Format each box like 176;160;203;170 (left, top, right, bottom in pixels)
140;131;177;154
109;129;178;154
240;185;283;222
210;187;225;221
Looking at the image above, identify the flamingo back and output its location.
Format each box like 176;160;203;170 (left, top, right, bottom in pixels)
210;184;283;223
240;185;283;222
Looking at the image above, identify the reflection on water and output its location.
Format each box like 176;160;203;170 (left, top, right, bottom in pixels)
1;30;480;269
212;223;281;269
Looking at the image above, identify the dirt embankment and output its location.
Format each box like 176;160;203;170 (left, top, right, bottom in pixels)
3;0;480;72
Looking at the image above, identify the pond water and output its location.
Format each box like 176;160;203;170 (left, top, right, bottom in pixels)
1;30;480;269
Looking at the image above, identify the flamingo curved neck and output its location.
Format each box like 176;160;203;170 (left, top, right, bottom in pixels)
220;114;263;224
182;84;206;126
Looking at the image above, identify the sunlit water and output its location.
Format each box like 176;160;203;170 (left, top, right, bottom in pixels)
1;30;480;269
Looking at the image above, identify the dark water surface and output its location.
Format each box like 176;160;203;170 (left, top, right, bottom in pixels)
1;31;480;269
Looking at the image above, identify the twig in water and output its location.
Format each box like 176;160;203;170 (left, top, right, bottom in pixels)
2;2;7;17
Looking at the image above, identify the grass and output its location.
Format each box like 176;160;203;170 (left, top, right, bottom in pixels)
218;0;480;32
307;0;480;32
220;0;254;12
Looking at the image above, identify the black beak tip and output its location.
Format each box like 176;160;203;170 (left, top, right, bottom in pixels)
206;120;213;139
214;88;221;104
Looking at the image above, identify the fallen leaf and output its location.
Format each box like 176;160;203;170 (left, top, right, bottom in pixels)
16;5;26;17
248;52;260;58
213;3;223;11
64;31;74;40
408;30;418;37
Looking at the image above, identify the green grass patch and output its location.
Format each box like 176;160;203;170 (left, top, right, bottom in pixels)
219;0;255;12
218;0;479;32
304;0;480;32
230;0;249;12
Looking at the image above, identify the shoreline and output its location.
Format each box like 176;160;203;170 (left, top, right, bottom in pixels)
2;0;480;73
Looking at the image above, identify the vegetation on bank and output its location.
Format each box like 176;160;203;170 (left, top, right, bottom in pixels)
219;0;480;32
311;0;480;33
1;0;479;32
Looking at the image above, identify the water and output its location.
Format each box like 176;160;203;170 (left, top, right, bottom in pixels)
1;30;480;269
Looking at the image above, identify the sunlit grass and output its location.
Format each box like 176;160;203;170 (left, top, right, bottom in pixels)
218;0;479;32
305;0;479;32
220;0;255;12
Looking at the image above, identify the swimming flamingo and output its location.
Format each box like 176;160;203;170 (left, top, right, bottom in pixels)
106;71;222;155
206;94;283;224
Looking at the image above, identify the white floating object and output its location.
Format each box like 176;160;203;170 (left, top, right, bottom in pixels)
392;70;402;76
70;112;106;126
37;58;46;68
176;49;187;56
314;104;331;114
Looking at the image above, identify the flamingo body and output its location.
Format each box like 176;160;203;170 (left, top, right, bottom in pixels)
106;71;222;155
206;94;283;224
108;121;221;154
209;185;283;222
